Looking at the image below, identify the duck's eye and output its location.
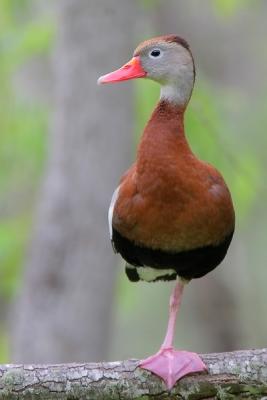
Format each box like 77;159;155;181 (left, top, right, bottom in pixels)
149;49;161;58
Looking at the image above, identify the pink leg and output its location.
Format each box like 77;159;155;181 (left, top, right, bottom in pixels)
140;279;207;389
161;278;184;349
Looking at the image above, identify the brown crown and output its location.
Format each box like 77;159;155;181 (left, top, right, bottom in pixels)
134;35;190;56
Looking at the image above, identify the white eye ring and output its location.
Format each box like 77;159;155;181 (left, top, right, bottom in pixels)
149;48;162;59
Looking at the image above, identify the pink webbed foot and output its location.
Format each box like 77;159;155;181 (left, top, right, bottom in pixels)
140;347;207;390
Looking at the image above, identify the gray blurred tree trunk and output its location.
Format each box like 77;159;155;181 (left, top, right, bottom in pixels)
11;0;136;363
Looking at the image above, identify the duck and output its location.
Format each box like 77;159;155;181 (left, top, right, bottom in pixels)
98;35;235;390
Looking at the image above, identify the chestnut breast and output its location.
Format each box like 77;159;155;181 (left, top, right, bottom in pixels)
113;102;235;252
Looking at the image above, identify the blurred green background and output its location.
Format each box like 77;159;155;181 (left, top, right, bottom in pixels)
0;0;266;363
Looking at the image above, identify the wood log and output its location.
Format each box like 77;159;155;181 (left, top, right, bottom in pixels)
1;349;267;399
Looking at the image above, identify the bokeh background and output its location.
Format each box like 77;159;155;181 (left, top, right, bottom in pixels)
0;0;266;363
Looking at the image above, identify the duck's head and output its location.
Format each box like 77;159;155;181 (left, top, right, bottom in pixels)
98;35;195;106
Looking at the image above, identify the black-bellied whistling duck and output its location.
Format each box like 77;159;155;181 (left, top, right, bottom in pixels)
98;35;235;389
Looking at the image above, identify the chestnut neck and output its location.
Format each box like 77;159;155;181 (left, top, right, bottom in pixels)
140;100;188;143
137;100;191;167
136;100;192;198
148;100;186;125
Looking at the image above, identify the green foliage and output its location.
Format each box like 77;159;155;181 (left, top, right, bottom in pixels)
0;331;8;363
134;79;158;143
0;106;47;191
213;0;252;17
2;21;54;72
0;217;29;298
139;0;253;17
0;0;54;361
138;0;160;10
187;81;261;220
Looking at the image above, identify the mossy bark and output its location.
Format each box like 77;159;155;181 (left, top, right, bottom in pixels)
0;349;267;399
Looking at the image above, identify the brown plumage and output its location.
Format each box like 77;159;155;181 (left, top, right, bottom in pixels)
100;35;235;282
113;101;234;253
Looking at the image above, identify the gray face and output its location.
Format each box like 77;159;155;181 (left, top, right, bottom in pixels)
136;41;195;105
137;42;194;85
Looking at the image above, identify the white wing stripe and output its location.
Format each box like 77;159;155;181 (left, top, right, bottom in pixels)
108;186;120;239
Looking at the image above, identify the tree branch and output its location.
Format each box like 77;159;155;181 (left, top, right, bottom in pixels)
1;349;267;399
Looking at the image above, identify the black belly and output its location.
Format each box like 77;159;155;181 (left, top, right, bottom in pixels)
112;227;234;282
